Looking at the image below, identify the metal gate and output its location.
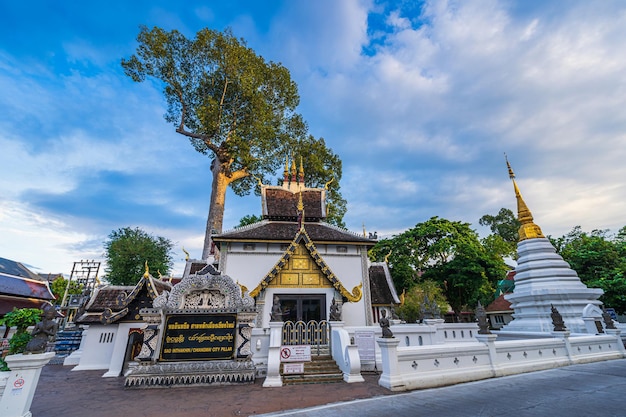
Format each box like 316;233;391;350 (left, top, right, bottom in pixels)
282;320;330;354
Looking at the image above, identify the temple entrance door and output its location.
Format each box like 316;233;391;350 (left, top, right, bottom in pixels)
279;294;326;322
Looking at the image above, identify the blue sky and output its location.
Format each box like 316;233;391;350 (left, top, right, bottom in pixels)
1;0;625;277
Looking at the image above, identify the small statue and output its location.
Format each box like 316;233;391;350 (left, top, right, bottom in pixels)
602;308;617;330
550;304;567;332
329;298;342;321
270;295;283;322
379;309;393;338
25;303;59;354
475;301;491;334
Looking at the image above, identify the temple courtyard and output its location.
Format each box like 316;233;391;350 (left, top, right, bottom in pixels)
31;359;626;417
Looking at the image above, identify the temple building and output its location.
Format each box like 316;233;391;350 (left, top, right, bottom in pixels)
0;257;55;316
210;157;381;328
499;160;603;334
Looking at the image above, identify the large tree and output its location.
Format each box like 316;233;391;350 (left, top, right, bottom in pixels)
104;227;173;285
479;207;520;259
551;226;626;314
122;26;344;258
370;217;507;316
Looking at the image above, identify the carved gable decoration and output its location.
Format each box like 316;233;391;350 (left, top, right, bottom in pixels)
249;227;362;302
153;271;254;310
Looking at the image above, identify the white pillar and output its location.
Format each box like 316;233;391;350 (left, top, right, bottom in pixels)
376;337;404;391
263;322;284;387
1;352;55;417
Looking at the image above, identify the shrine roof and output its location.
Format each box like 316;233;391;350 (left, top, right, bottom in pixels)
0;257;44;281
485;294;512;313
214;221;375;245
75;274;171;325
263;188;324;220
368;263;401;305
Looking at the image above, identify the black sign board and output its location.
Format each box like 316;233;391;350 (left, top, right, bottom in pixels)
160;313;236;361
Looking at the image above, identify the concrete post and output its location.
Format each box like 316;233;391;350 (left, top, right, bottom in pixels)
376;337;404;391
605;329;626;356
552;331;573;364
475;334;498;376
1;352;55;417
263;321;284;387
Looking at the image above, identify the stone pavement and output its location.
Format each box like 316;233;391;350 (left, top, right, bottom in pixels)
30;359;626;417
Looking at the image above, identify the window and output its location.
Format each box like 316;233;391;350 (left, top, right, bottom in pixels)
243;243;256;251
336;246;347;253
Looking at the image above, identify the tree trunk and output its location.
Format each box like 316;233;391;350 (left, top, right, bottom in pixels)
201;160;249;260
202;162;229;260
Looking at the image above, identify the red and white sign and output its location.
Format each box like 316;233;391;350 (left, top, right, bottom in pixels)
280;345;311;362
13;378;25;388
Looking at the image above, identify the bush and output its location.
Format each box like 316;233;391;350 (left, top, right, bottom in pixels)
0;308;43;356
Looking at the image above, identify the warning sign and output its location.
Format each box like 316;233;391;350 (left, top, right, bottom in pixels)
280;345;311;362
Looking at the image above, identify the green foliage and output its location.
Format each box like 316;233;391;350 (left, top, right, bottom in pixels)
237;214;262;227
8;332;32;354
479;208;520;259
122;26;347;240
104;227;173;285
50;276;84;305
1;308;42;332
1;307;42;355
396;280;447;323
550;226;626;314
369;217;507;315
0;357;8;371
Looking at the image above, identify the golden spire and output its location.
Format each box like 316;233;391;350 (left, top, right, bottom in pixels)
283;155;290;184
143;261;150;278
291;157;297;183
297;191;305;230
299;156;305;185
506;155;545;241
362;223;366;237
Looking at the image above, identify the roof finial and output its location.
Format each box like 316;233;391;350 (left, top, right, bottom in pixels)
297;191;305;230
291;157;297;184
362;222;366;237
505;155;545;241
182;246;190;261
143;261;150;278
283;155;290;185
299;156;305;185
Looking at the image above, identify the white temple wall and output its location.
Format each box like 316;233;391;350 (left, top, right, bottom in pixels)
72;324;117;371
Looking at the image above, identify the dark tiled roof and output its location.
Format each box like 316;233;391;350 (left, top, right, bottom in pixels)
0;257;43;280
264;188;323;220
75;276;172;324
82;286;133;312
214;221;375;245
0;274;55;300
368;264;401;305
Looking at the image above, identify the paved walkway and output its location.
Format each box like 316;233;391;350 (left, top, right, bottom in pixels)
30;359;626;417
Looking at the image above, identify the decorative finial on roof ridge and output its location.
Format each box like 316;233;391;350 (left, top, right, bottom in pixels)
282;155;289;185
324;177;334;190
505;155;545;241
297;191;305;230
291;156;297;184
143;261;150;278
182;246;190;261
299;156;305;185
